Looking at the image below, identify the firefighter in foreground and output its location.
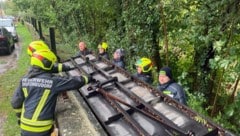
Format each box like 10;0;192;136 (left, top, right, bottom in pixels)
133;57;153;84
28;40;75;100
11;49;92;136
27;40;74;73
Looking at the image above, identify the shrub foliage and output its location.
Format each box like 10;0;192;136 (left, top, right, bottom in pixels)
12;0;240;134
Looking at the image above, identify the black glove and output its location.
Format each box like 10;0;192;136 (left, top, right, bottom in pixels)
63;65;75;71
69;66;76;71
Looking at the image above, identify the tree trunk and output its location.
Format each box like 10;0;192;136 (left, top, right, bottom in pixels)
211;69;224;117
159;1;169;66
228;75;240;103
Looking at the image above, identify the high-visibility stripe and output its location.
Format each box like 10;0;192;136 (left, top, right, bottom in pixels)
22;104;25;115
58;63;63;72
14;108;22;113
32;89;50;121
22;88;28;97
21;88;27;118
163;90;174;97
21;123;52;132
21;117;53;126
83;76;88;84
21;88;53;127
163;90;172;95
159;70;167;75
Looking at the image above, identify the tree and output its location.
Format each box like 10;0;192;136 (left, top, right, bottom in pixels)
12;0;240;134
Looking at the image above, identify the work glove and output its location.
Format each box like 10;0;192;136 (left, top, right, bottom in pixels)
68;66;76;71
62;65;76;71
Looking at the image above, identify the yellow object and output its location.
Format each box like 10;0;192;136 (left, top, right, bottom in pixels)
135;57;152;73
21;123;53;132
27;40;49;56
31;49;57;70
98;42;108;50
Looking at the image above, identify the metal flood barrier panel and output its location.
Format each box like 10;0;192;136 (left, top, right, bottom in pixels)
62;54;234;136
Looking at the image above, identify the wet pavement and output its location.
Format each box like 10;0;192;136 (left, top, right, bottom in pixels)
0;43;20;75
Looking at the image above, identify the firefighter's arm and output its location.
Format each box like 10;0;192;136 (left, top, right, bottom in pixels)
53;75;93;93
11;85;24;124
51;63;75;73
49;63;59;73
175;85;187;105
49;63;73;73
60;63;76;72
82;75;93;84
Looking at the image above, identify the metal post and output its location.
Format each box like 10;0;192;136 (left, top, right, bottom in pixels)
49;27;57;54
31;17;34;26
38;21;44;40
33;18;37;31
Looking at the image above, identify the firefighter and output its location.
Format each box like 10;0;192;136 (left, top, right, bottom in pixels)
27;40;49;56
27;40;74;73
112;48;125;69
28;41;74;100
157;66;187;105
75;41;92;56
11;49;92;136
98;42;109;60
133;57;153;84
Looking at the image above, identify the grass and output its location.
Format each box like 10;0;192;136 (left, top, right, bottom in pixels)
0;23;33;136
56;43;76;60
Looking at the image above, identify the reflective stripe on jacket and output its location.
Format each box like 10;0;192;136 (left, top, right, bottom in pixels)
11;67;87;133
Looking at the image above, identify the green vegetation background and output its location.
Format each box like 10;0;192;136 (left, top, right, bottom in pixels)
1;0;240;135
